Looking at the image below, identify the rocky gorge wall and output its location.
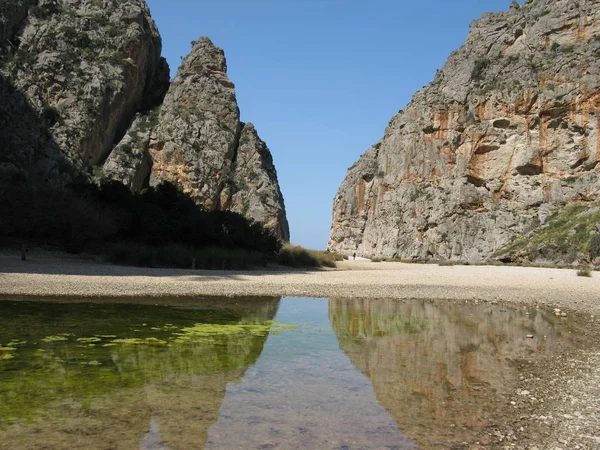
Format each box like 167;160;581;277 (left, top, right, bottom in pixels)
104;37;289;240
328;0;600;262
1;0;168;180
0;1;288;241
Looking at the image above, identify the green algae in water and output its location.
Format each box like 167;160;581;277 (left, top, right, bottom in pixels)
174;323;272;340
80;360;101;366
76;337;102;343
112;337;168;346
270;322;300;334
172;336;217;345
0;298;282;425
163;320;299;343
40;335;70;343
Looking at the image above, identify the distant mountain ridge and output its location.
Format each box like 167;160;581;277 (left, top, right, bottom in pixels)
328;0;600;264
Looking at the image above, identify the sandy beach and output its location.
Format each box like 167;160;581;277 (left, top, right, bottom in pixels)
0;250;599;449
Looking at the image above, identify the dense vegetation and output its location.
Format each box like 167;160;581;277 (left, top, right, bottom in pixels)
0;178;342;269
278;244;344;268
0;179;289;269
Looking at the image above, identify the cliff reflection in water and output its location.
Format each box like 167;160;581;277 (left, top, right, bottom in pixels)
0;297;280;450
329;298;575;448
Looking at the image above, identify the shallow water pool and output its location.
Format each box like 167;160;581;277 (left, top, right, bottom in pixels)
0;297;578;449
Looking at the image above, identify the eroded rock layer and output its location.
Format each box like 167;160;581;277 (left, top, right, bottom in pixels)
328;0;600;262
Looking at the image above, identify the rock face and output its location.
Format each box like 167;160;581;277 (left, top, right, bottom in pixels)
0;0;168;183
106;37;289;240
102;111;155;192
328;0;600;262
0;0;37;46
147;37;242;209
0;4;289;241
225;123;289;240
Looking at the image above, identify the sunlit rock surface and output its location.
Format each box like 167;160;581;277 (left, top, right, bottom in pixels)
107;37;290;240
329;0;600;262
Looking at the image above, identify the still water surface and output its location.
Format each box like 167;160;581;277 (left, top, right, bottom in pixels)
0;297;578;449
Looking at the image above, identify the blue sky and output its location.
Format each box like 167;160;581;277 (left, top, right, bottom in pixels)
145;0;514;249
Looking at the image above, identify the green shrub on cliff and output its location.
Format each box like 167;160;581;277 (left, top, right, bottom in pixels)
497;203;600;264
589;235;600;259
471;58;490;81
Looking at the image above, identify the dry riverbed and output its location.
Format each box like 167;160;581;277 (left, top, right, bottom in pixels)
0;250;598;449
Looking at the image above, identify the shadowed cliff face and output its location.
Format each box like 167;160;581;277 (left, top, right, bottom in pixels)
0;4;289;241
1;0;167;176
0;0;37;46
329;0;600;262
329;298;576;448
0;297;280;450
0;72;77;192
226;123;290;241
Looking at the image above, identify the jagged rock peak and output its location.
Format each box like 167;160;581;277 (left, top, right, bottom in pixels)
328;0;600;264
184;36;228;73
106;35;289;241
147;34;241;209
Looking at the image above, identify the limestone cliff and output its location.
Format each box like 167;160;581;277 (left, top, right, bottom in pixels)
227;123;289;241
105;37;289;241
0;0;168;183
0;4;288;241
328;0;600;262
0;0;37;46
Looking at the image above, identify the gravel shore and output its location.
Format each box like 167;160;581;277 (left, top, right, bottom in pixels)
0;251;599;449
0;253;598;314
